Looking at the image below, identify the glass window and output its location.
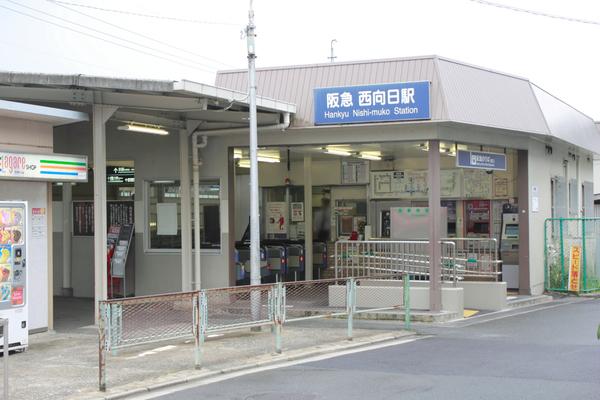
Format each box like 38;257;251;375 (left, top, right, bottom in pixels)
147;179;221;250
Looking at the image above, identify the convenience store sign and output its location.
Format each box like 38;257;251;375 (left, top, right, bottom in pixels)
0;151;88;182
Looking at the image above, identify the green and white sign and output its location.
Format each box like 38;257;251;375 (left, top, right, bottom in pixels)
0;151;88;182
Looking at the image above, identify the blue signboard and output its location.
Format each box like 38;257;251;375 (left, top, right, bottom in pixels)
313;81;430;125
456;150;506;171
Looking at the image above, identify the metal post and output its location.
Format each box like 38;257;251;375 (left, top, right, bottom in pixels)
428;140;442;311
98;303;106;392
304;155;313;281
194;291;207;368
93;104;117;321
192;132;202;290
247;1;261;321
560;219;565;290
274;282;283;354
180;129;193;292
346;278;355;340
403;273;411;330
62;183;72;297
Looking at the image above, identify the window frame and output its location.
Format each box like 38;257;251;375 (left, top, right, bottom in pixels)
144;178;223;255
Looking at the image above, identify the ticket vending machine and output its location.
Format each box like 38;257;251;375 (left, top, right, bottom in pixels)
0;202;28;350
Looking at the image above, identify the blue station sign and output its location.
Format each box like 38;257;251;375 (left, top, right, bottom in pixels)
456;150;506;171
313;81;430;125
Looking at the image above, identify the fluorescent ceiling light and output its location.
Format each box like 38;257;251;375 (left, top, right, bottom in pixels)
237;160;250;168
233;149;243;159
325;148;352;157
359;152;382;161
118;123;169;135
257;156;280;163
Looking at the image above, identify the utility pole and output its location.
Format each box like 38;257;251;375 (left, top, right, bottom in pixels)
247;0;261;299
328;39;337;62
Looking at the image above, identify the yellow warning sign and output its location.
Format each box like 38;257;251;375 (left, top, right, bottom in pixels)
463;309;479;318
568;245;582;293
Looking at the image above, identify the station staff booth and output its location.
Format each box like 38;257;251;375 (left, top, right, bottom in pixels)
0;99;88;348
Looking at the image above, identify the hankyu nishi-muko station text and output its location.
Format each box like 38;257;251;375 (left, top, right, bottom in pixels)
325;88;415;109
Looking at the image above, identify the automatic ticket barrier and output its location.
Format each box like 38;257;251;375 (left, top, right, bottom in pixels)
500;204;519;289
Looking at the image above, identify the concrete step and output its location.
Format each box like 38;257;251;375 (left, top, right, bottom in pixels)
506;294;553;309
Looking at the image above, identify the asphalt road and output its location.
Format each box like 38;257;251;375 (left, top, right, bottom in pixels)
154;297;600;400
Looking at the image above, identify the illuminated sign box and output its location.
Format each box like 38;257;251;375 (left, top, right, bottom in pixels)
456;150;506;171
314;81;431;125
0;151;88;182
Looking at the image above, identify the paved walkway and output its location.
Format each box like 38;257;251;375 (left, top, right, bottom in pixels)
6;300;408;400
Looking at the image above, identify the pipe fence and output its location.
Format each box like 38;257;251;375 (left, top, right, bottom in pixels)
98;274;411;391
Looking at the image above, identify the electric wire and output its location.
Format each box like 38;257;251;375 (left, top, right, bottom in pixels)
46;0;235;69
48;0;241;26
0;3;215;73
468;0;600;26
3;0;219;73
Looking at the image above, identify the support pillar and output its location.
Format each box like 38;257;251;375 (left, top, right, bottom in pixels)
180;129;192;292
428;140;442;312
517;149;531;295
62;182;73;297
304;154;313;280
93;104;117;319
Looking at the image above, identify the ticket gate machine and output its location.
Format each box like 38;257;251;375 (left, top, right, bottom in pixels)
500;204;519;289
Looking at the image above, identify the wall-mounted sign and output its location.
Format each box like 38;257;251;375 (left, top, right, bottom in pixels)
73;201;135;236
107;166;134;184
291;202;304;222
0;151;87;182
266;202;287;235
456;150;506;171
313;81;430;125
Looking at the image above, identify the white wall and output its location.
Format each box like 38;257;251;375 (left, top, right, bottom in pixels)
527;139;594;295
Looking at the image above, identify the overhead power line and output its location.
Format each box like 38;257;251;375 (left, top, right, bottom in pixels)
2;1;217;73
0;3;215;73
49;0;241;26
46;0;234;69
468;0;600;26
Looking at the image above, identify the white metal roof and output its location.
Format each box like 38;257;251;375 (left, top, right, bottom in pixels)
0;98;88;126
216;55;600;153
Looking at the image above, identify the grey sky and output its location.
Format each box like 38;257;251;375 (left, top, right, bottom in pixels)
1;0;598;119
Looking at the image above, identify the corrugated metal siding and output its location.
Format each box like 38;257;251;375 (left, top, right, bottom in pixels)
216;57;447;127
436;59;548;134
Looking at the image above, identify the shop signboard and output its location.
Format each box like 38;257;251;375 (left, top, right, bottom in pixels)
314;81;430;125
0;151;87;182
457;150;506;171
568;245;581;292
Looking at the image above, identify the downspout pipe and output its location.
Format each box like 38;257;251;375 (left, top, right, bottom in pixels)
191;133;208;290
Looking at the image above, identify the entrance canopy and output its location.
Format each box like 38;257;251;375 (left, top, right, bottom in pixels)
0;72;295;131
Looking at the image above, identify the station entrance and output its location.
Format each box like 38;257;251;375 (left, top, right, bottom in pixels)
232;141;521;290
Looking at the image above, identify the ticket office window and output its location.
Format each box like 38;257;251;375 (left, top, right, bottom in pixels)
147;179;221;251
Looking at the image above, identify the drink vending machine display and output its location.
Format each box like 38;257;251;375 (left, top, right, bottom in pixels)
0;202;28;350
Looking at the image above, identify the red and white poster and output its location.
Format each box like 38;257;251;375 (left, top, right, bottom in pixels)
266;202;287;235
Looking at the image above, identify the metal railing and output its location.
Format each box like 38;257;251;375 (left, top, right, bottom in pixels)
98;274;411;391
334;240;458;284
444;238;501;281
335;238;501;283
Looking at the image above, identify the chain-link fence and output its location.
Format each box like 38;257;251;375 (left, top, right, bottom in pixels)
545;218;600;293
98;274;411;391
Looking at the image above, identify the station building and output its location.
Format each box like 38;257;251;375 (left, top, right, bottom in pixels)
0;55;598;332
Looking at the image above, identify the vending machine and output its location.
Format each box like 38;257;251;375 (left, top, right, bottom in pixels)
0;201;28;350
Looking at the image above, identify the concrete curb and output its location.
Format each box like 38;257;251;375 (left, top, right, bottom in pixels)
74;331;418;400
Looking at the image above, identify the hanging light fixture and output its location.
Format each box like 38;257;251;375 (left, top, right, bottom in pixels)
117;122;169;135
